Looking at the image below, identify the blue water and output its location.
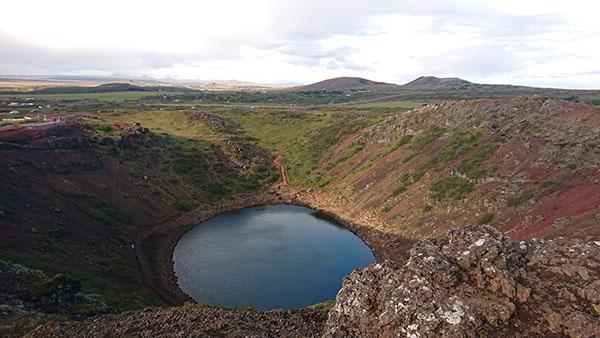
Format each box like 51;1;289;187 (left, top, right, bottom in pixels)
173;204;375;310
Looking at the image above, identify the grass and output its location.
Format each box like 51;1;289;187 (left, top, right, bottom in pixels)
326;143;364;170
378;134;413;159
391;169;425;197
104;110;218;140
430;177;473;202
223;110;382;187
422;129;482;169
352;100;423;110
458;137;503;177
410;127;446;152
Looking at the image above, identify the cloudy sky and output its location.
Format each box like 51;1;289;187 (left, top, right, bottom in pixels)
1;0;599;88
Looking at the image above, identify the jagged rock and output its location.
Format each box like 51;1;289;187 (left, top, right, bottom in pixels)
323;225;600;338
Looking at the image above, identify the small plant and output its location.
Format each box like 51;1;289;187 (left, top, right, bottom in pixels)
421;204;433;212
380;205;392;213
506;191;534;207
430;177;473;202
567;163;577;170
410;127;445;152
458;137;503;178
326;143;364;170
478;212;494;224
391;170;425;197
171;201;191;212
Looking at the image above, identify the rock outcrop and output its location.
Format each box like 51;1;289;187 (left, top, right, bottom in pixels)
324;225;600;337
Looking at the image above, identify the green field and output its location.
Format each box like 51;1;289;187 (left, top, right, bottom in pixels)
1;91;158;101
352;100;423;109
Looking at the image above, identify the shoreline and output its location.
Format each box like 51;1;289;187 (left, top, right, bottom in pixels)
135;186;415;307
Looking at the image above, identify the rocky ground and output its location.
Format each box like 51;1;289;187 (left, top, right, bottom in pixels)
325;225;600;337
25;306;328;338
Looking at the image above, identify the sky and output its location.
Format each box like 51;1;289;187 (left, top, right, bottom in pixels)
1;0;599;88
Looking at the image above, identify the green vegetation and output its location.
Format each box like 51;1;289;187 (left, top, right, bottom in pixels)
507;191;534;207
589;99;600;106
2;91;154;101
430;177;473;202
78;196;132;226
391;169;425;197
309;299;337;311
410;127;445;152
380;205;392;213
378;134;413;159
458;138;503;177
423;129;482;169
224;110;381;187
478;212;494;225
421;204;433;212
326;143;364;170
171;201;192;212
353;100;422;110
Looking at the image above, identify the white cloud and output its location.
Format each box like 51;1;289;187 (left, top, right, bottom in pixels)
0;0;599;88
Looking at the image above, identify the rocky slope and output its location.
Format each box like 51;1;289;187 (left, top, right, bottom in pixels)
0;118;276;332
313;97;599;241
325;225;600;337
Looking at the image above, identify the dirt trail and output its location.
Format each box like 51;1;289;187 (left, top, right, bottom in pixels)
272;152;288;185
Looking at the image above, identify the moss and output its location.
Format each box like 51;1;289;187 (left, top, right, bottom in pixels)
309;299;336;311
430;177;473;202
458;138;503;178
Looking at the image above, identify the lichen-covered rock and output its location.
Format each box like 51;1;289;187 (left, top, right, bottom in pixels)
324;225;600;338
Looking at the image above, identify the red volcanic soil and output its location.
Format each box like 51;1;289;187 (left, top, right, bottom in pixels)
500;169;600;239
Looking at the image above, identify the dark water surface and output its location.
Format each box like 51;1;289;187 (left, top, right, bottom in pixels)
173;204;375;310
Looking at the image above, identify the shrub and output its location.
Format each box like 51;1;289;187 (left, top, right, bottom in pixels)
421;204;433;212
391;169;425;197
430;177;473;202
457;137;503;177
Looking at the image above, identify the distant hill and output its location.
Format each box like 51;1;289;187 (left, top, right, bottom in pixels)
29;83;148;94
402;76;476;90
296;77;396;91
0;82;197;95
